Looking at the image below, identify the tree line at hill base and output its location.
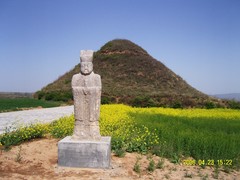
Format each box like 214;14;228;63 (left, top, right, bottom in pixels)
34;90;240;109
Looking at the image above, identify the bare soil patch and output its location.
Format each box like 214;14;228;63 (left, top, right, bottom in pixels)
0;138;239;180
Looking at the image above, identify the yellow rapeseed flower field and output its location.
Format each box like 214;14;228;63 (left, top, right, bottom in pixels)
1;104;240;167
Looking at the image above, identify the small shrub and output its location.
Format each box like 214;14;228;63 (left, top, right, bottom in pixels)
205;101;215;109
132;96;156;107
64;79;71;84
151;145;162;156
36;91;45;100
171;153;180;164
212;166;219;179
228;100;240;109
45;91;72;102
147;159;155;172
114;148;126;157
15;146;22;163
157;158;164;169
172;101;182;109
45;92;55;101
201;174;208;180
111;137;125;151
101;96;112;104
133;158;141;173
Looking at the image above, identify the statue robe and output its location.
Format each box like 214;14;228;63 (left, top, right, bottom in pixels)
71;72;101;140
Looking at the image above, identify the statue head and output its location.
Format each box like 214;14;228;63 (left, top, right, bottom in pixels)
80;50;94;75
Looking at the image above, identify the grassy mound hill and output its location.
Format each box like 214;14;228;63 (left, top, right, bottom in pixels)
35;39;227;108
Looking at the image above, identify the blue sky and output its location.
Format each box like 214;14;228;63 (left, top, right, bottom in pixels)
0;0;239;94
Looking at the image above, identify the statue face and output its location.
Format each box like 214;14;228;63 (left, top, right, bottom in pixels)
81;62;93;75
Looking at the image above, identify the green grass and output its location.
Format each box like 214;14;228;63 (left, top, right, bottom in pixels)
132;112;240;160
0;98;62;112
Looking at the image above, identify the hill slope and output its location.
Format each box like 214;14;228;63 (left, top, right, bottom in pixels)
35;39;225;108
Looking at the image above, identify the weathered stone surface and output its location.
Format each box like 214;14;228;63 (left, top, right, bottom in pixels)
58;136;111;168
58;50;111;169
71;50;102;140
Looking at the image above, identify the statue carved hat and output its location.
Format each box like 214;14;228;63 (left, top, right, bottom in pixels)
80;50;94;62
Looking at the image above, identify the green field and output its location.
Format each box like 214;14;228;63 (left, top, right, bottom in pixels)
1;104;240;168
0;98;62;112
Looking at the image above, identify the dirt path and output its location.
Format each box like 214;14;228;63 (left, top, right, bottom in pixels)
0;138;239;180
0;106;73;134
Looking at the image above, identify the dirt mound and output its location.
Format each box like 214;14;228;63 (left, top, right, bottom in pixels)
35;39;228;108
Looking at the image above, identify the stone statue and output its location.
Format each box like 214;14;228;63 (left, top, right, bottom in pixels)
71;50;101;140
58;50;110;168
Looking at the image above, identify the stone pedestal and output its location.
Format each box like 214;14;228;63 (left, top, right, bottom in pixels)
58;136;111;168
